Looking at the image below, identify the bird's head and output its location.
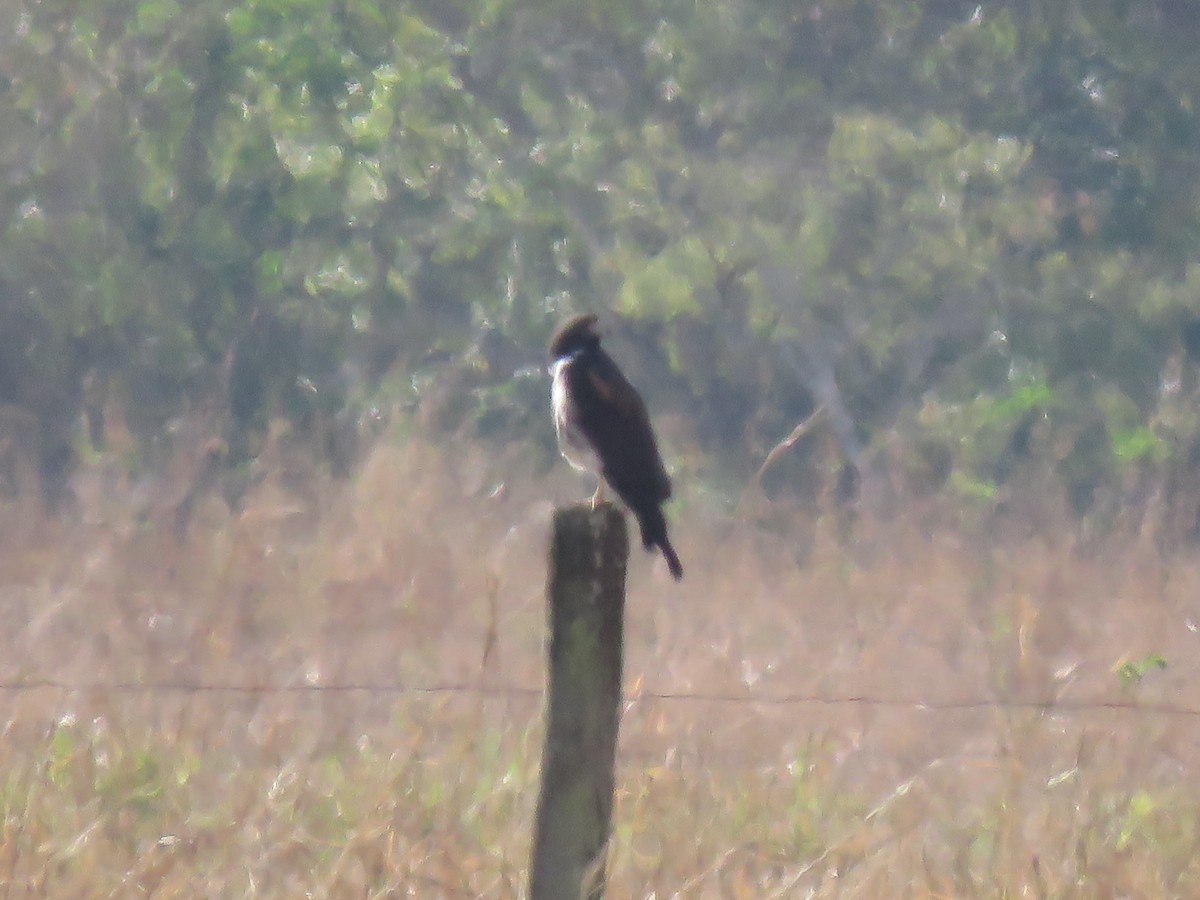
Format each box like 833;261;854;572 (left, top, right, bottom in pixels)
548;313;601;361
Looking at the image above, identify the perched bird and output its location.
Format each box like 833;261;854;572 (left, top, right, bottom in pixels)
549;314;683;580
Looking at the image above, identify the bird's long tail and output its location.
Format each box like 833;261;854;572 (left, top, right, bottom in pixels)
635;505;683;581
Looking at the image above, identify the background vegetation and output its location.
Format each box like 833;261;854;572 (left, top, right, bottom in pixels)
3;443;1200;895
5;0;1200;539
3;0;1200;895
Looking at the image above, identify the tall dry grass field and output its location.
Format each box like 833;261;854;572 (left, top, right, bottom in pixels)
1;436;1198;897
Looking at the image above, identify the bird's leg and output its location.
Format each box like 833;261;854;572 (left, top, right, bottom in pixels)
591;478;606;510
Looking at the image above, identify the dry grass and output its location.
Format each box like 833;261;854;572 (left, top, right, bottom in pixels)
1;434;1199;897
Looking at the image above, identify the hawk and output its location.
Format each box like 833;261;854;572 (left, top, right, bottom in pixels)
549;314;683;580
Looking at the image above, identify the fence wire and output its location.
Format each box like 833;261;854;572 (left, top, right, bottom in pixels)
0;677;1195;717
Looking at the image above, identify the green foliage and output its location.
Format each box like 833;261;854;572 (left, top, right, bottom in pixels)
4;0;1200;524
1115;653;1168;691
1111;427;1168;465
1118;790;1159;851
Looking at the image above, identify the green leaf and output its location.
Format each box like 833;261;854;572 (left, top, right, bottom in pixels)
615;235;714;319
950;471;997;502
1115;653;1167;689
1111;427;1167;464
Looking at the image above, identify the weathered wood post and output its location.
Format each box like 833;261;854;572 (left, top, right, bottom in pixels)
530;503;628;900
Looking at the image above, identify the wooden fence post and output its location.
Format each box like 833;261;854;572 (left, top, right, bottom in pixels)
530;503;628;900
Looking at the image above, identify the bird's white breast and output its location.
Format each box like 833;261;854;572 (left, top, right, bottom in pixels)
550;356;601;475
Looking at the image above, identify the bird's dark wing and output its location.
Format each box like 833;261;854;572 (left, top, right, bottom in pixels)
570;349;672;504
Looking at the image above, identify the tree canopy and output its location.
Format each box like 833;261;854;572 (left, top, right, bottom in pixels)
3;0;1200;540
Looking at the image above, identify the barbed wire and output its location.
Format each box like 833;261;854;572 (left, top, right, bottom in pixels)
0;677;1196;717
